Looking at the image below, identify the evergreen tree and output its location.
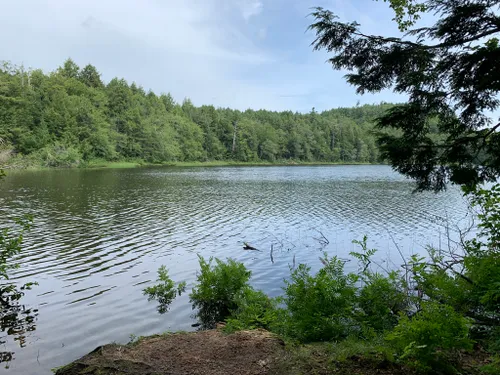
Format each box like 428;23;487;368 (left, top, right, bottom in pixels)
309;0;500;191
78;64;104;89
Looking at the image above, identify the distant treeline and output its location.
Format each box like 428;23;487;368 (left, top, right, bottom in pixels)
0;59;395;167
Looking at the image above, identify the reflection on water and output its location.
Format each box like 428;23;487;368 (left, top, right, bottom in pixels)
0;218;39;368
0;165;470;374
0;303;38;367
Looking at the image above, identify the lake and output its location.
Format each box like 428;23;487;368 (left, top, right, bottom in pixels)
0;165;471;374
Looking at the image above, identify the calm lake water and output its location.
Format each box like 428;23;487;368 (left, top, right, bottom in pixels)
0;165;470;374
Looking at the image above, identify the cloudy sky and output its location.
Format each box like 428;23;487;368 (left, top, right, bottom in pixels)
0;0;406;112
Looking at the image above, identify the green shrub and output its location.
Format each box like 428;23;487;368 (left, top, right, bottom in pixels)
402;186;500;351
326;335;394;363
387;302;473;372
487;326;500;353
33;143;82;167
351;236;409;334
224;288;278;333
409;252;468;312
357;272;407;333
143;266;186;314
189;255;251;329
460;184;500;331
136;185;500;374
281;255;359;342
480;356;500;375
464;252;500;317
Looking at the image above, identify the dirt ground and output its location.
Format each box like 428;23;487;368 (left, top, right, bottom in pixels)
55;329;493;375
55;329;288;375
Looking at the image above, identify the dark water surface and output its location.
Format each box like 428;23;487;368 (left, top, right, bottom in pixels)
0;165;470;374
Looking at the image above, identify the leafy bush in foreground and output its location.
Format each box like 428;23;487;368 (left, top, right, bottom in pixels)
387;302;472;372
224;288;279;333
351;236;409;335
357;273;407;334
143;266;186;314
189;255;251;329
280;256;359;342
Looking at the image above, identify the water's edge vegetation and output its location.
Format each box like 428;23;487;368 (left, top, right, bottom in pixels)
2;159;378;171
0;59;397;170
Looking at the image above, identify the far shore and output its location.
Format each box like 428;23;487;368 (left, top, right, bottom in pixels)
1;159;381;171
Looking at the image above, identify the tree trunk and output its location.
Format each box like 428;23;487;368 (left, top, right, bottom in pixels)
232;121;238;154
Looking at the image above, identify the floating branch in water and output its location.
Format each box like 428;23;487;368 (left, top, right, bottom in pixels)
313;230;330;246
270;244;274;264
243;242;261;251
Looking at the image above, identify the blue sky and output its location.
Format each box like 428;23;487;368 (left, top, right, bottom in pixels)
0;0;407;112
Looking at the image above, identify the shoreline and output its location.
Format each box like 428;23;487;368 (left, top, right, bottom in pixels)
1;159;380;171
53;328;488;375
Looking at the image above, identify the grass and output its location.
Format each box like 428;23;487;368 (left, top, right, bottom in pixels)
324;336;394;362
82;159;375;169
83;160;145;169
169;160;373;167
276;337;406;375
279;338;496;375
3;156;378;171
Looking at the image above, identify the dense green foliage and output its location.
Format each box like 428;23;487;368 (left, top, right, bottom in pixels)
280;257;359;342
189;256;252;329
0;60;394;167
275;248;410;344
387;302;472;372
224;288;279;333
309;0;500;191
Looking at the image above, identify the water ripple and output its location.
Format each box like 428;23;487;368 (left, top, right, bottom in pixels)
0;165;469;375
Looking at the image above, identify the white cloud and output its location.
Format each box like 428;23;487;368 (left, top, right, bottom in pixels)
0;0;404;111
0;1;271;101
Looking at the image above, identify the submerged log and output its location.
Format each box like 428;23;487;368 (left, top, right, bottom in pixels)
243;242;260;251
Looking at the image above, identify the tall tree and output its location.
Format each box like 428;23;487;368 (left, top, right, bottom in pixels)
78;64;104;89
309;0;500;191
58;58;80;80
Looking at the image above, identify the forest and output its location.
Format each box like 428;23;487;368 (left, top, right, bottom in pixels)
0;59;392;168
